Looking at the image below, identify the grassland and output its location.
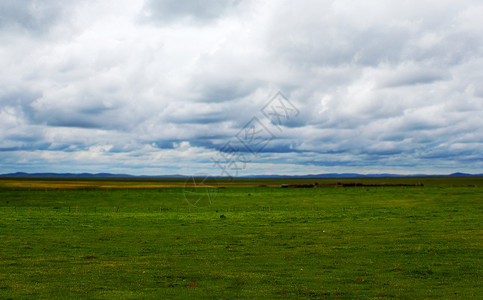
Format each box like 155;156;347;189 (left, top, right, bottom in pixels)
0;177;482;299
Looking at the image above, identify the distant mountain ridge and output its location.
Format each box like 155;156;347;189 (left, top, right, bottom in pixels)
0;172;135;178
0;172;482;178
243;172;482;178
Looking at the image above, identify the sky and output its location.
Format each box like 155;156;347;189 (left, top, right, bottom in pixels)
0;0;482;176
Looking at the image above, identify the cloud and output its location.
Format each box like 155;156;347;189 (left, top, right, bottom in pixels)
0;0;482;175
379;65;450;88
0;0;68;34
142;0;243;24
266;0;481;68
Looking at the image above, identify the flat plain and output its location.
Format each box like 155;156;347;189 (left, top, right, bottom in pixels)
0;177;481;299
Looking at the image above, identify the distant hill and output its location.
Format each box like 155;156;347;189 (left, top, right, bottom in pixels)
0;172;136;178
448;172;475;177
247;173;408;178
244;173;483;178
0;172;482;178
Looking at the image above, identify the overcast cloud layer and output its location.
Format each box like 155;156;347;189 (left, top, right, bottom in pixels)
1;0;482;175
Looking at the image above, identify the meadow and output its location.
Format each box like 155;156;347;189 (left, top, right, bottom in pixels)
0;177;481;299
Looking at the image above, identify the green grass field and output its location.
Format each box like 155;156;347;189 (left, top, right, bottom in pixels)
0;177;482;299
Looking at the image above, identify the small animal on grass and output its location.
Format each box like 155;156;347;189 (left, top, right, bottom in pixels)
220;215;226;219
